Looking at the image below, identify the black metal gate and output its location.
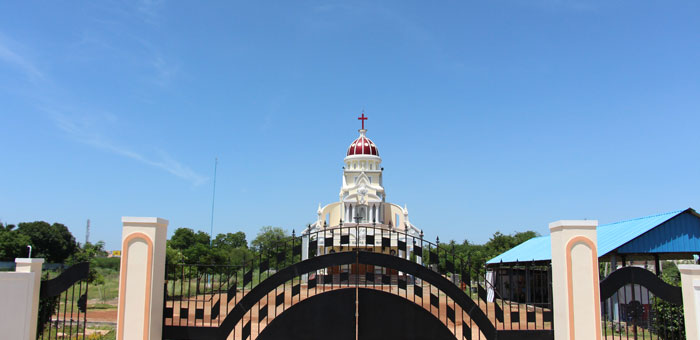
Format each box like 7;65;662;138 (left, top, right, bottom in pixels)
38;262;90;340
600;266;685;339
162;226;552;339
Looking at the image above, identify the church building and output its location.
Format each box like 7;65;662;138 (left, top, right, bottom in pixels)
302;114;422;247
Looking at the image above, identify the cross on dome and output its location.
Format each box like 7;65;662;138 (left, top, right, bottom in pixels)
347;112;379;156
358;113;368;130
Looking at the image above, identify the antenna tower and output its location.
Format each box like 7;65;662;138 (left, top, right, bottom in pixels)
85;219;90;245
209;157;218;245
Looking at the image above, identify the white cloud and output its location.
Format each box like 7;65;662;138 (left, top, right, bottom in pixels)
0;36;43;80
49;110;208;186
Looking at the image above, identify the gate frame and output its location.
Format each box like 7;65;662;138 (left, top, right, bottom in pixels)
162;250;498;340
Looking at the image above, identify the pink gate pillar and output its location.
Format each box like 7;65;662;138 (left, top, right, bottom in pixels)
550;220;602;340
116;217;168;340
678;265;700;340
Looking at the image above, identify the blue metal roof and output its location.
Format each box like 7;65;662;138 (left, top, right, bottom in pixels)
487;209;697;265
617;211;700;253
486;236;552;264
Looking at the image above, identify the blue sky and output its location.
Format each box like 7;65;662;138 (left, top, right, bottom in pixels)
1;1;699;251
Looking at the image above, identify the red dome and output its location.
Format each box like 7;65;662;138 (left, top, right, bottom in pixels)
347;135;379;156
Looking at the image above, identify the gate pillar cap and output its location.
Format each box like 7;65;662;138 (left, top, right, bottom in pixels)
549;220;598;232
122;216;169;225
15;258;44;264
678;264;700;275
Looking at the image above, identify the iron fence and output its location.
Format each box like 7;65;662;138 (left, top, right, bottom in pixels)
162;224;552;340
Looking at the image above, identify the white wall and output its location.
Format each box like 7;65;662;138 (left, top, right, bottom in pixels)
0;272;36;340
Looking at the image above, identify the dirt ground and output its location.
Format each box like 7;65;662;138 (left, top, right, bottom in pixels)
86;308;118;323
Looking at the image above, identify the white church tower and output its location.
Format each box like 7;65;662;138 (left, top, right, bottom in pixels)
306;113;421;237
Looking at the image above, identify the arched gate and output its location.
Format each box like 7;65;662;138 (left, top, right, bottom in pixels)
161;226;553;339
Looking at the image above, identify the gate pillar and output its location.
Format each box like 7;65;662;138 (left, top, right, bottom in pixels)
117;217;168;340
678;265;700;340
550;220;601;340
1;258;44;340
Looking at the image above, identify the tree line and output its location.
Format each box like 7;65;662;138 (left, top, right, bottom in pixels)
0;221;105;263
166;226;539;275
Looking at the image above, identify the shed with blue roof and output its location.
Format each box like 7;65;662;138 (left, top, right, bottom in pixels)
487;208;700;267
484;208;700;305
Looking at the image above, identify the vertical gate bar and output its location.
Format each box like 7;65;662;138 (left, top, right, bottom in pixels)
189;265;194;327
623;284;628;340
61;283;68;337
48;286;54;340
164;264;168;328
50;290;56;340
68;279;76;339
632;283;637;340
83;277;88;340
640;285;646;340
226;267;230;325
541;265;546;330
356;225;359;289
405;231;409;300
179;264;184;326
184;265;188;327
637;284;644;340
644;284;649;339
372;226;375;290
508;263;513;330
603;294;608;339
197;267;202;327
273;243;277;320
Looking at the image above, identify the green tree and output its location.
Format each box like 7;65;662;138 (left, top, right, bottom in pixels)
449;230;539;279
653;261;684;339
213;232;247;249
169;228;210;251
0;224;31;261
16;221;77;263
251;226;289;254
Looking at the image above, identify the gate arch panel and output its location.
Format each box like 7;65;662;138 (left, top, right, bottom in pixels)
256;288;356;340
357;288;456;340
599;266;682;304
212;251;495;340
